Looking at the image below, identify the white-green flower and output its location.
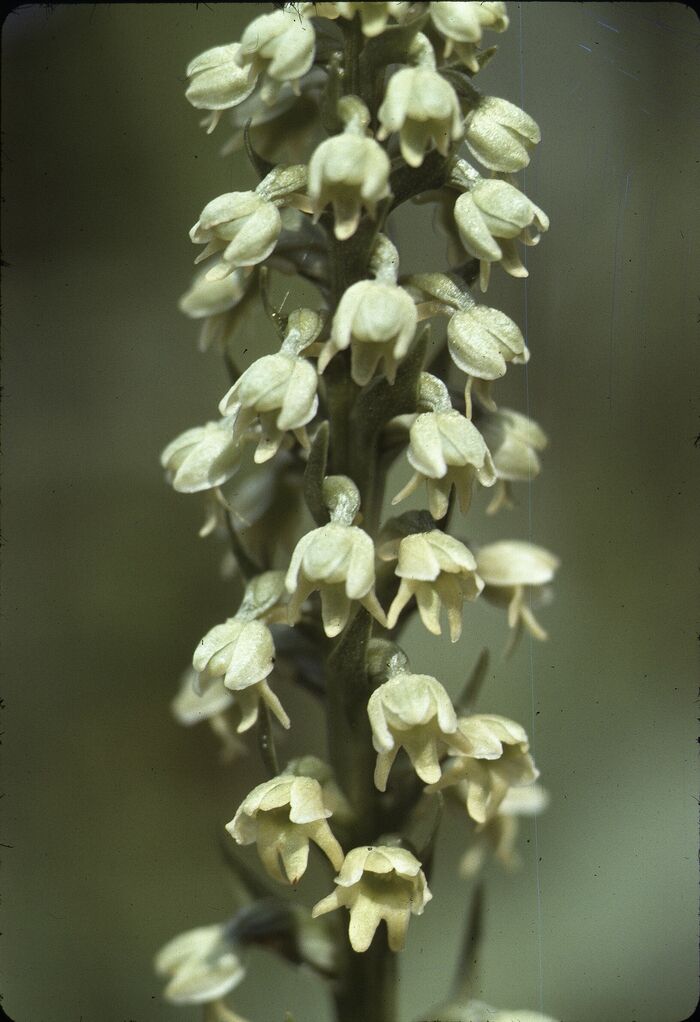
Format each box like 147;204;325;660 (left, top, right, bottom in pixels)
385;531;483;641
185;43;258;134
448;303;528;411
312;845;431;952
464;96;541;173
459;783;549;878
392;409;496;520
426;996;558;1022
454;178;549;291
219;352;318;463
318;279;417;385
378;64;462;168
479;408;548;513
433;714;539;823
227;774;344;884
178;268;254;353
236;9;315;103
190;191;282;278
475;540;559;640
308;131;391;241
154;923;244;1006
193;617;289;733
160;416;242;494
334;2;410;37
367;670;459;791
285;521;387;636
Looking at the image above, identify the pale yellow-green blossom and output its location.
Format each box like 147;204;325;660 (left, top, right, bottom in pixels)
185;42;258;133
312;845;431;952
459;782;549;878
154;923;244;1006
476;540;560;640
393;408;496;519
430;1;509;63
236;9;316;103
308;97;391;241
385;530;483;641
432;714;538;823
367;670;460;790
378;56;462;168
426;995;558;1022
454;177;549;292
479;409;548;513
160;416;242;494
227;775;344;884
318;279;417;385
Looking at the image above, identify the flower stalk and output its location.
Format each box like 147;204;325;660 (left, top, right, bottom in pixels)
157;5;560;1022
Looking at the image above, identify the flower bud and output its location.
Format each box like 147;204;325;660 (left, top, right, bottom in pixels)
160;416;242;494
367;670;459;790
318;280;417;385
378;66;462;168
464;96;541;173
312;845;431;952
227;775;344;884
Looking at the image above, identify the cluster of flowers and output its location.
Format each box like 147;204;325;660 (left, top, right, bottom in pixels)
157;4;559;1021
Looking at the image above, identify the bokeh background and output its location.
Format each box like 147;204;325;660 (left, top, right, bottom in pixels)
2;4;698;1021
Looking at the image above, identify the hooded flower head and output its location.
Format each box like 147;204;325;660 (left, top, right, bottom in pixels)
308;97;391;241
334;2;410;37
318;279;417;386
464;95;541;173
427;996;558;1022
193;615;289;733
190;191;282;279
172;666;245;763
367;670;460;791
227;774;344;884
447;303;528;412
377;36;462;168
393;406;496;520
432;713;538;823
459;783;549;878
219;309;322;462
236;9;315;103
160;416;242;494
312;845;431;952
475;540;559;641
454;177;549;291
185;42;258;133
385;530;483;641
178;267;256;354
285;476;387;636
154;923;245;1005
479;408;548;513
430;1;509;62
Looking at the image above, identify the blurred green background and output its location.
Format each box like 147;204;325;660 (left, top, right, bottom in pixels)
1;4;698;1021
